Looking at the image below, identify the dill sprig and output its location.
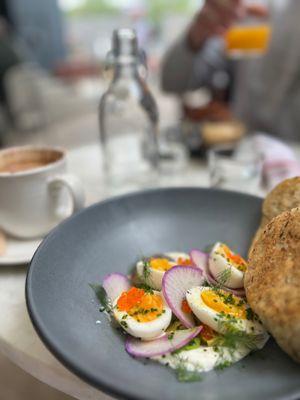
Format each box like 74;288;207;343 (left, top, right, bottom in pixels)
173;356;203;382
210;316;267;370
212;316;265;353
89;283;112;313
215;360;232;370
142;258;151;282
216;268;232;287
140;258;155;289
175;365;203;382
202;243;215;253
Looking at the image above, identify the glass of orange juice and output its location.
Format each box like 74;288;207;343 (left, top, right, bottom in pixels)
225;0;271;57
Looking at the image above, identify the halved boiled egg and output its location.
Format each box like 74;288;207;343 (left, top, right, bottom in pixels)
209;243;247;289
113;287;172;340
186;286;266;336
136;252;191;290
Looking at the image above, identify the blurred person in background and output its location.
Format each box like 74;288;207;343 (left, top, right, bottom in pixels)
0;16;21;145
161;0;300;141
0;18;20;102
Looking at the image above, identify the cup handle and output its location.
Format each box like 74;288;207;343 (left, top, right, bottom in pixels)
48;174;85;219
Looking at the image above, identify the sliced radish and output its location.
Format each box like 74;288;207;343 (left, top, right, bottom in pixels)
125;326;202;358
102;273;130;302
162;266;204;328
190;249;208;273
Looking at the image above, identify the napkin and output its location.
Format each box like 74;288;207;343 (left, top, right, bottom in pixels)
253;133;300;191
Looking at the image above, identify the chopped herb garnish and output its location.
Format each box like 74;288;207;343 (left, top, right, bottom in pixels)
120;320;128;328
223;293;235;305
135;283;154;294
168;332;175;341
246;308;255;321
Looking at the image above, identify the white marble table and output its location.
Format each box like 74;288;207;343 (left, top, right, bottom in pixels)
0;142;210;400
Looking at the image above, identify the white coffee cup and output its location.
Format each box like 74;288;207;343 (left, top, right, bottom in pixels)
0;146;85;239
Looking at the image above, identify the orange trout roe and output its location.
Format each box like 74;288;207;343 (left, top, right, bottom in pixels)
117;287;164;322
181;299;192;314
200;324;216;342
177;257;193;266
149;257;192;271
221;244;247;272
117;287;145;311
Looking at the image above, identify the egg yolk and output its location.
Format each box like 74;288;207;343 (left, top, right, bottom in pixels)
220;244;247;272
201;289;246;319
149;257;192;271
150;258;171;271
117;287;164;322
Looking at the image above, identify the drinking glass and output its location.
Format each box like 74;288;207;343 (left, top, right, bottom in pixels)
208;143;262;194
158;126;188;174
225;0;271;58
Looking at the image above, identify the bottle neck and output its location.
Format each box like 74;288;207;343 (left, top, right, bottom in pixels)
113;61;140;80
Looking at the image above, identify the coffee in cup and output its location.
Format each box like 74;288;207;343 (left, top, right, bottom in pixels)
0;146;85;239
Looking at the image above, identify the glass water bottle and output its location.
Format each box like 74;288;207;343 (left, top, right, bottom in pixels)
99;28;159;187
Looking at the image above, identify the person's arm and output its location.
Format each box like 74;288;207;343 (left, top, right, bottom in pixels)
161;0;244;94
161;35;228;94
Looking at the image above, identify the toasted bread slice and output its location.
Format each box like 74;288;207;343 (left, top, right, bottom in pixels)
248;215;270;256
263;177;300;221
249;177;300;257
246;207;300;363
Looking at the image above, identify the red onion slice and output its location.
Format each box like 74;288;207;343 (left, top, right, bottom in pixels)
102;273;130;302
162;266;204;328
125;326;202;358
190;249;208;273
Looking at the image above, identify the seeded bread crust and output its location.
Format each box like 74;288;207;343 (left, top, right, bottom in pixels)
249;177;300;256
263;177;300;220
246;208;300;363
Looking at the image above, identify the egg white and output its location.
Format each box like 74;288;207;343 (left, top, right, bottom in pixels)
186;286;266;336
113;290;172;340
136;252;190;290
209;242;245;289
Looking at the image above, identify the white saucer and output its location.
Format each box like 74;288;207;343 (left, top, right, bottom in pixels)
0;236;42;266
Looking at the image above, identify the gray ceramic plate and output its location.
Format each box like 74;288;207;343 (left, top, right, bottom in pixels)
26;188;300;400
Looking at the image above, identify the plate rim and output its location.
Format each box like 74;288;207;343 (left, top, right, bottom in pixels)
26;187;269;400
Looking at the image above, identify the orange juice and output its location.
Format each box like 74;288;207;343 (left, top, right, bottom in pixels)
225;25;271;56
